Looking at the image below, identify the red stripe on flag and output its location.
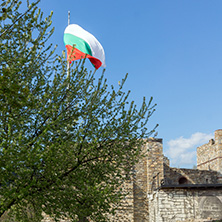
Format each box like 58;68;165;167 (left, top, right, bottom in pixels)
66;45;102;69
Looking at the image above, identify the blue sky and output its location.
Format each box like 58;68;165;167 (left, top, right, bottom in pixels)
33;0;222;168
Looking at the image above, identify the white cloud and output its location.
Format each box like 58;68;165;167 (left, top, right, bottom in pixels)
165;132;213;168
180;151;196;165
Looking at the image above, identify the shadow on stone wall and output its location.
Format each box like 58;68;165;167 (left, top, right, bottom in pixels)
199;195;222;220
133;182;149;222
163;163;219;186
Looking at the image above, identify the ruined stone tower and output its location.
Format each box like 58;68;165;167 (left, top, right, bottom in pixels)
197;129;222;182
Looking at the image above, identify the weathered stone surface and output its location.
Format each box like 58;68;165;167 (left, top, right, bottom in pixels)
149;189;222;222
42;130;222;222
163;165;219;185
197;129;222;183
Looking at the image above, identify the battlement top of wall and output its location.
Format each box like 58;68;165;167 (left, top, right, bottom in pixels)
215;129;222;144
147;138;163;143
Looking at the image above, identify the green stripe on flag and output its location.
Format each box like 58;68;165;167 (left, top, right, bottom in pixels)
64;33;92;56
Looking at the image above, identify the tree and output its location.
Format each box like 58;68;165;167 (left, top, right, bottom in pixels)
0;0;157;221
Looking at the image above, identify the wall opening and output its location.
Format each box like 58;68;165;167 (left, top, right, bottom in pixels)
178;177;188;184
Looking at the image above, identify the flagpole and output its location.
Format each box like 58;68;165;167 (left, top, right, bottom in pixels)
67;11;70;80
65;12;70;135
68;11;70;26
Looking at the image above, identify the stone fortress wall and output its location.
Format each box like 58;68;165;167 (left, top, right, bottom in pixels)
197;129;222;182
149;188;222;222
111;130;222;222
42;130;222;222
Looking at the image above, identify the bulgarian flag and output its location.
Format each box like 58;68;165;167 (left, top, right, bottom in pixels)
64;24;106;69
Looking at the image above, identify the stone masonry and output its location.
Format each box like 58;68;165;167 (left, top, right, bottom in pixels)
112;130;222;222
42;130;222;222
149;188;222;222
197;129;222;183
